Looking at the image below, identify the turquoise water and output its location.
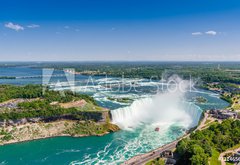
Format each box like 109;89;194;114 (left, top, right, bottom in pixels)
0;67;229;164
0;125;185;164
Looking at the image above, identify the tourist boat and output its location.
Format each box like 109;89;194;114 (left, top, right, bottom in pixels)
155;127;160;131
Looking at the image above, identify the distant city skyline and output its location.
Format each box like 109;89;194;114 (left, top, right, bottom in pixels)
1;0;240;61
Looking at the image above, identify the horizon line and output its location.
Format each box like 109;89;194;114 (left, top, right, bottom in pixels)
0;60;240;63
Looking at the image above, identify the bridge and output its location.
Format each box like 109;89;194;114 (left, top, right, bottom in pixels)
16;74;67;79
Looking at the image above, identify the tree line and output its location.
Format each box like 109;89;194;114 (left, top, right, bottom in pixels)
176;119;240;165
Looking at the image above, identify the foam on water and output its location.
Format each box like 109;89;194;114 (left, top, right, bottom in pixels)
111;97;202;130
111;78;203;130
69;78;203;164
47;76;223;165
71;122;187;165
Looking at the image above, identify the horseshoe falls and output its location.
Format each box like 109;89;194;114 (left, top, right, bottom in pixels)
111;87;203;130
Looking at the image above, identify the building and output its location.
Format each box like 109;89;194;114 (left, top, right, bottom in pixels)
160;150;174;158
209;109;238;120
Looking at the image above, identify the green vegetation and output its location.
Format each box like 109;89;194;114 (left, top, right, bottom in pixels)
107;97;133;103
145;158;165;165
1;105;75;120
220;95;233;104
0;84;99;120
226;143;240;151
195;96;207;103
0;84;121;142
208;149;221;165
35;62;240;83
204;119;212;125
0;84;42;102
219;91;240;110
0;84;96;104
0;76;16;79
0;129;13;141
64;120;119;136
205;81;240;110
176;119;240;165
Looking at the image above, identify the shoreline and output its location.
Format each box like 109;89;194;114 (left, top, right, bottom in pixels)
0;120;119;146
0;132;111;146
123;111;208;164
0;85;227;164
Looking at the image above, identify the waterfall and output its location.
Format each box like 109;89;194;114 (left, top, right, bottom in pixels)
111;98;202;130
111;98;153;129
111;76;203;130
111;98;202;129
182;102;203;127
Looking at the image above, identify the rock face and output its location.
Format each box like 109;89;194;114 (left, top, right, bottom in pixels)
1;111;110;127
42;111;109;122
107;123;120;132
0;113;120;145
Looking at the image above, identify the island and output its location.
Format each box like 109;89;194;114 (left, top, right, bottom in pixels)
195;96;208;104
107;97;133;103
0;84;120;145
1;62;240;164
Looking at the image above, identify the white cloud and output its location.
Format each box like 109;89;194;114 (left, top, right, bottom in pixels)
4;22;24;31
205;30;217;35
192;30;218;36
64;26;70;29
192;32;202;36
27;24;40;28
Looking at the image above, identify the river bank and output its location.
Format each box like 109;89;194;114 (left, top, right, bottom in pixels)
0;67;230;164
0;119;120;146
123;111;208;165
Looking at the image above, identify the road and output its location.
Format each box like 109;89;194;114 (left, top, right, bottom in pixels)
219;147;240;165
122;141;178;165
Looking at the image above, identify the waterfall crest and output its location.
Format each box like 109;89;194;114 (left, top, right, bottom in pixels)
111;76;202;130
111;97;202;129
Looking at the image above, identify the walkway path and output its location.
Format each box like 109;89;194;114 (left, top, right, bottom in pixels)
219;147;240;165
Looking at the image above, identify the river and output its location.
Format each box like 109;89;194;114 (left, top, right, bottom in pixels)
0;67;229;164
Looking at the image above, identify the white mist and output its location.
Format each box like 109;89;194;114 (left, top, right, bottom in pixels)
111;76;202;130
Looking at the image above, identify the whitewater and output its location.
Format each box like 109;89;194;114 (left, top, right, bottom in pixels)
73;77;204;164
0;68;229;165
111;77;202;130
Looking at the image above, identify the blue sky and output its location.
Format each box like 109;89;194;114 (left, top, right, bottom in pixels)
1;0;240;61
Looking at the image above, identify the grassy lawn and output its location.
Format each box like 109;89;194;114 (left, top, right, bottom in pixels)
202;121;218;130
145;158;165;165
209;149;221;165
64;120;109;135
76;103;107;112
224;143;240;165
227;143;240;150
205;119;212;125
232;103;240;110
209;144;240;165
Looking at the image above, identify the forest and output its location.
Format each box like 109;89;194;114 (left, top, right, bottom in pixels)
176;119;240;165
0;84;98;120
30;62;240;84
